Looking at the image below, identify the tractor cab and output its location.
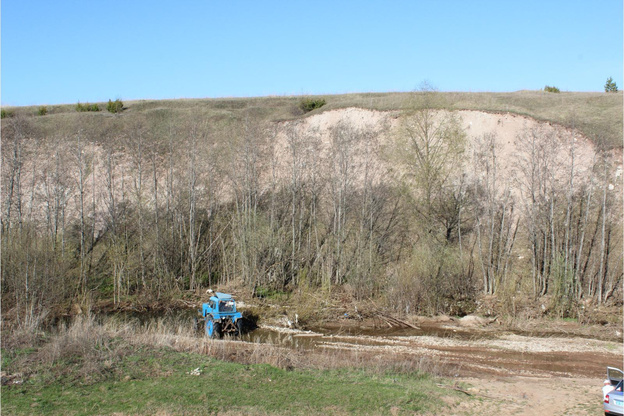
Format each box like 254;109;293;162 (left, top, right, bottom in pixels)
202;292;239;316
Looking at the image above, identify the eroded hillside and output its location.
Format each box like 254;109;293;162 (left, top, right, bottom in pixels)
1;92;622;324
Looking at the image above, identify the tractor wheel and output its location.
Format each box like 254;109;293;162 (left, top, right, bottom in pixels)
206;319;215;338
213;322;222;339
236;319;244;336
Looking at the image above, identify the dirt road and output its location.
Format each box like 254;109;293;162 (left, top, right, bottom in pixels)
454;376;602;415
251;317;622;415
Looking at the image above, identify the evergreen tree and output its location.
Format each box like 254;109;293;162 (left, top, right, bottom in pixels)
604;77;618;92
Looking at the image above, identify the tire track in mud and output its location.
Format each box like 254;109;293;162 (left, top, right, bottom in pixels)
253;326;623;379
243;321;621;415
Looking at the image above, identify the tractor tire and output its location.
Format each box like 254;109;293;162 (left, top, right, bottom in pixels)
207;319;215;338
236;319;244;336
213;322;222;339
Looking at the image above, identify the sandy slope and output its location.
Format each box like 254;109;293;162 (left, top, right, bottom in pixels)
10;107;622;227
286;107;610;188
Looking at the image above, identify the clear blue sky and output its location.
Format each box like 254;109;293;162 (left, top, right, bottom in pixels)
2;1;622;106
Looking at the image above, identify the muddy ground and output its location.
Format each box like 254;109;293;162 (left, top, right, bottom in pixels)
248;314;623;415
58;294;622;414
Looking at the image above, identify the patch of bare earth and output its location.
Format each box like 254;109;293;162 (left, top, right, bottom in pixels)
263;314;622;415
451;376;601;415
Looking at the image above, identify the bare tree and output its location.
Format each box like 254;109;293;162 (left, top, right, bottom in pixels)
391;98;467;241
283;122;321;288
1;116;31;236
226;114;267;288
514;127;556;297
473;133;518;294
41;139;72;254
126;119;148;289
327;120;358;285
349;121;387;298
593;150;622;303
71;128;90;296
182;119;218;290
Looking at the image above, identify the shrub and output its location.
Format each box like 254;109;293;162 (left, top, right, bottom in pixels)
605;77;618;93
544;85;560;93
37;106;48;116
106;99;124;114
299;97;326;113
76;102;101;112
1;108;15;118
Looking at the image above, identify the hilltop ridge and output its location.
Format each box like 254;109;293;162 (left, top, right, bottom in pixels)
3;90;622;149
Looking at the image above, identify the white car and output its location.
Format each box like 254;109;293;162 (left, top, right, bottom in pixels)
604;367;623;416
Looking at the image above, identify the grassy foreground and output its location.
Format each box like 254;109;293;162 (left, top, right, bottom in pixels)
1;317;465;415
2;353;452;415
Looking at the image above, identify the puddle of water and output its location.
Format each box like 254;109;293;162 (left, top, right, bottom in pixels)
239;321;496;350
240;328;323;349
307;322;497;340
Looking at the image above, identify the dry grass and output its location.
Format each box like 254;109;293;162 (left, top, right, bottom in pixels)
4;90;621;149
3;314;462;416
2;313;455;388
125;314;453;376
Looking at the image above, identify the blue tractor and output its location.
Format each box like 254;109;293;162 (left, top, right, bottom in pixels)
199;292;244;338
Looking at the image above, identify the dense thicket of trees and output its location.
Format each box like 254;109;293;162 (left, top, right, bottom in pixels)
2;103;622;324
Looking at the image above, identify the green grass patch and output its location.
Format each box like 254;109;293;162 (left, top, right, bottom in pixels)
2;345;462;415
1;347;38;370
254;286;290;302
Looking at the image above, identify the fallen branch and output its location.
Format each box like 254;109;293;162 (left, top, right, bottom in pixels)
436;384;496;399
378;314;419;329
